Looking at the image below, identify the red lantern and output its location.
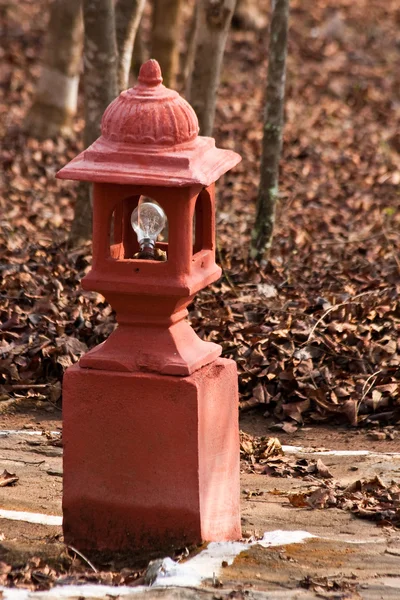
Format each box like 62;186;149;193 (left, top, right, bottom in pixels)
57;60;242;552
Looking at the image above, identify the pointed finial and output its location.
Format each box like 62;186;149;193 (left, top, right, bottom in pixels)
138;59;163;86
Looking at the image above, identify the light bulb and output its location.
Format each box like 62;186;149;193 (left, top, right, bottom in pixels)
131;202;166;256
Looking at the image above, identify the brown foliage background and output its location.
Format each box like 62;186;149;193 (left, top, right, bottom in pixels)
1;0;400;426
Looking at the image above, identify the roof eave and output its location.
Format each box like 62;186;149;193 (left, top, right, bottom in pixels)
56;136;241;188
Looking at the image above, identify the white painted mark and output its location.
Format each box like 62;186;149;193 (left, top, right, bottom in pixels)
1;432;398;458
0;530;384;598
282;445;400;458
0;509;62;526
1;585;139;600
0;430;61;437
153;530;315;588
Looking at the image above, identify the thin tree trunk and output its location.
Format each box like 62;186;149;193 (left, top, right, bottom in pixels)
183;2;198;93
25;0;83;139
82;0;119;149
115;0;146;91
132;19;149;78
152;0;183;88
187;0;237;136
69;0;119;246
70;181;93;247
250;0;289;264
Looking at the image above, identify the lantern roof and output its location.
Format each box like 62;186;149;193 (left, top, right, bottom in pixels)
57;60;241;187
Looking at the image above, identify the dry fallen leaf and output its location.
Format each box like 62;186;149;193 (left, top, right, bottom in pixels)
306;486;337;509
0;470;19;487
315;458;334;479
260;437;283;459
288;493;309;508
288;475;400;529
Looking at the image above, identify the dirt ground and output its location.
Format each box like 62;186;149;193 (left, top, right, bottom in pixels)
1;406;399;519
241;411;400;453
1;408;400;598
3;403;400;450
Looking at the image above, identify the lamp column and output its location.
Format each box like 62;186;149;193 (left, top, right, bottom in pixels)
57;59;242;553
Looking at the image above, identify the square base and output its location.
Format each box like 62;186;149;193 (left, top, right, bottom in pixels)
62;358;241;552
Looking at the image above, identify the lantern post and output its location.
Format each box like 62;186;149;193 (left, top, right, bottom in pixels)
57;60;242;552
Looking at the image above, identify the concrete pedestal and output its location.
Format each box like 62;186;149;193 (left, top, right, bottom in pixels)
62;358;241;552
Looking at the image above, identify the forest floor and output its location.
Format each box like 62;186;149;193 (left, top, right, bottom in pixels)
1;0;400;596
1;414;400;598
1;0;400;427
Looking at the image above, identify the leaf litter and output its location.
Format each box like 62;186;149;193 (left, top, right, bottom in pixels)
0;554;144;591
1;0;400;430
240;431;334;480
289;474;400;528
300;574;362;599
1;0;400;591
241;431;400;529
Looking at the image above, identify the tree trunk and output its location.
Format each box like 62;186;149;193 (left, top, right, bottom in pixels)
250;0;289;265
115;0;146;91
132;20;149;78
82;0;119;149
187;0;237;136
69;0;119;247
152;0;183;88
183;2;198;92
25;0;83;139
69;181;94;247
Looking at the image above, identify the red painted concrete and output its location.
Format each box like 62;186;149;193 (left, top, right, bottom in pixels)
57;60;241;187
79;182;222;375
63;358;241;552
57;60;241;377
57;59;242;552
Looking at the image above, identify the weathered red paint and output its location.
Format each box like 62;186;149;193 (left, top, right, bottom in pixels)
76;181;223;375
57;59;242;552
57;60;240;187
63;359;241;551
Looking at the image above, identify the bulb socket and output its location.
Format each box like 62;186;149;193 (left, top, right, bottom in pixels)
139;237;155;250
137;237;156;259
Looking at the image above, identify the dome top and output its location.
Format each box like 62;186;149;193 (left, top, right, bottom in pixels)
137;59;163;86
101;59;199;147
56;60;241;187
